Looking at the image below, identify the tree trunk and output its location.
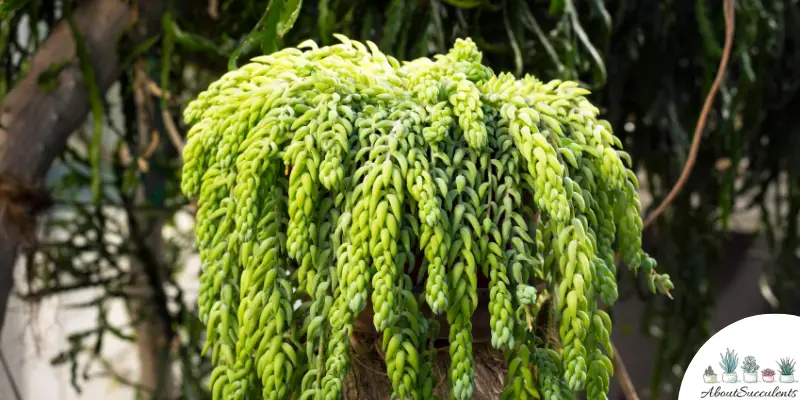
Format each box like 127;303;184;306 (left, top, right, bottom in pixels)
122;62;175;400
125;216;174;400
0;0;132;338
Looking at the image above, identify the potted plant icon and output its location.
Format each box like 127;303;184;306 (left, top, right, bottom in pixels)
704;366;718;383
762;368;776;383
778;358;796;383
743;356;759;383
720;348;739;383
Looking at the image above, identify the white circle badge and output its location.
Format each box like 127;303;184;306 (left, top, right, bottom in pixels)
679;314;800;399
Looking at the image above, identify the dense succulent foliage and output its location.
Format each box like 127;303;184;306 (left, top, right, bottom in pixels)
181;35;672;399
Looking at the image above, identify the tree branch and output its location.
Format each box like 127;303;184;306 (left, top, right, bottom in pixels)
0;0;133;337
642;0;736;229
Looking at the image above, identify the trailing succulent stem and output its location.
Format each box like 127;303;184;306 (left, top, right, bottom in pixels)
182;35;671;400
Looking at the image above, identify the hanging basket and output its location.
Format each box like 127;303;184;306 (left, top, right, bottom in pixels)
355;288;494;342
352;255;549;344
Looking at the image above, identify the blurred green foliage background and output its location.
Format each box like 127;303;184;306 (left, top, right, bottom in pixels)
1;0;798;398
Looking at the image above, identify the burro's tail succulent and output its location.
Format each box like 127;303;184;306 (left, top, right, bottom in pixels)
180;34;673;400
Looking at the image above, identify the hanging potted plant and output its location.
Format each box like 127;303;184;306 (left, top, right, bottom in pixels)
704;366;718;383
762;368;776;383
720;348;740;383
778;358;796;383
175;36;677;400
743;356;759;383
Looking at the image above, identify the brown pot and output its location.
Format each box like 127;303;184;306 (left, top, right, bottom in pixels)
350;251;550;344
354;288;494;343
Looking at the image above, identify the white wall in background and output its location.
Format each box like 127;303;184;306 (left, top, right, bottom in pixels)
0;210;201;400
